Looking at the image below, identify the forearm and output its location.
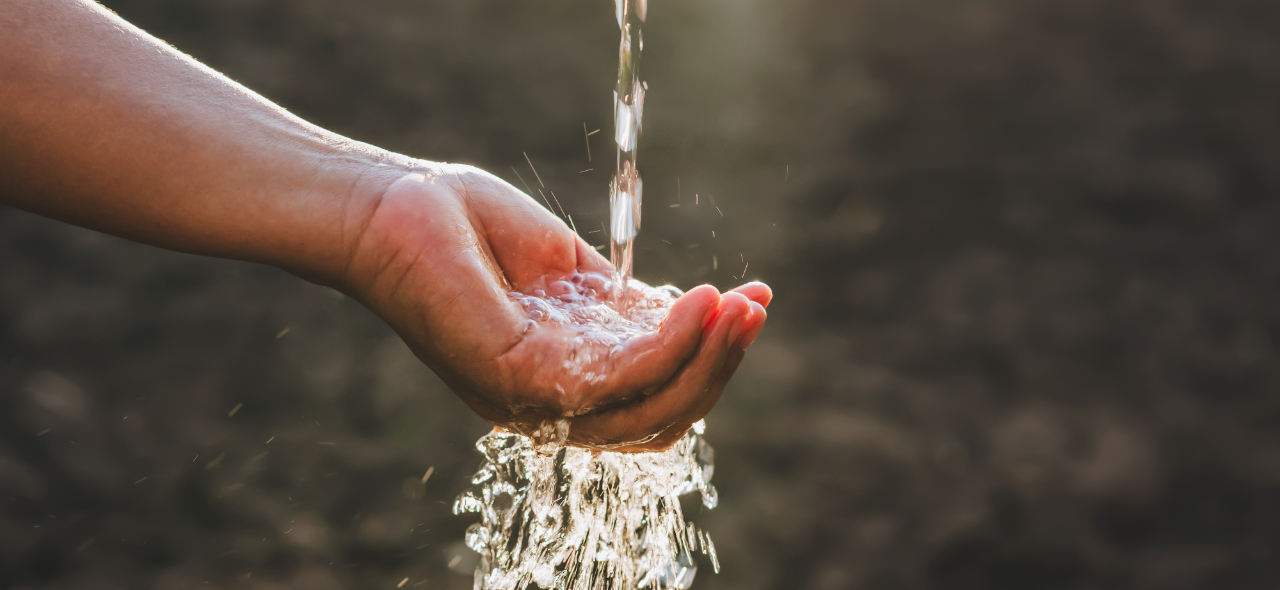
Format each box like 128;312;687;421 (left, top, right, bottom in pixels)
0;0;414;284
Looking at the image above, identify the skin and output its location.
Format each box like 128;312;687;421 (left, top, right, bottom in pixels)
0;0;771;451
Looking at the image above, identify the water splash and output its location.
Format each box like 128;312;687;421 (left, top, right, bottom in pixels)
455;276;720;589
454;421;719;590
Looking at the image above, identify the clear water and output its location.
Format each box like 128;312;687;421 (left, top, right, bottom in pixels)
456;275;720;589
454;4;718;588
503;273;683;420
610;0;646;300
454;421;719;590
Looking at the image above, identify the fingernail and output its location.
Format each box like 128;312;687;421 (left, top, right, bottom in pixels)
702;301;720;331
740;304;766;348
726;314;746;344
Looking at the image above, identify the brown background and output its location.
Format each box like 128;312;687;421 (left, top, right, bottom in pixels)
3;0;1280;588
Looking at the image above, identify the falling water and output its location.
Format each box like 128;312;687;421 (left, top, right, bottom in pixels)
455;277;720;590
610;0;645;300
454;3;719;589
455;421;718;590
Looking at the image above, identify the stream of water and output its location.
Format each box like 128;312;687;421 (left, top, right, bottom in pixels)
609;0;645;298
453;2;721;589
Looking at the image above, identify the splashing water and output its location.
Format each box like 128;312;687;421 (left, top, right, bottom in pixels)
454;2;719;588
455;275;720;589
454;421;719;590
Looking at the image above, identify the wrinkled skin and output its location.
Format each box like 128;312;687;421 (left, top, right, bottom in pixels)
343;165;771;451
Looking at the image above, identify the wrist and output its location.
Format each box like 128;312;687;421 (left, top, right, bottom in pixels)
319;157;465;302
279;148;430;291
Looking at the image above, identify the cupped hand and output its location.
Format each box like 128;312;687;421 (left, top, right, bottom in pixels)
340;164;770;451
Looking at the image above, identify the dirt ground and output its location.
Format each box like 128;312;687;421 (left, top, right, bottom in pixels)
3;0;1280;589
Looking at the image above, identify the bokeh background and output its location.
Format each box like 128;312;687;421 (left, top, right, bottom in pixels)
4;0;1280;588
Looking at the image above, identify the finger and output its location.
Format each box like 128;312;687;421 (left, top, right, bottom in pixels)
580;292;751;447
569;285;721;411
623;300;765;451
683;301;765;419
739;300;768;349
568;292;752;448
731;281;772;309
666;301;766;434
575;236;614;274
620;347;746;453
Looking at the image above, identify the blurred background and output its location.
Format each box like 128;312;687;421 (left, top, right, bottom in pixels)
4;0;1280;588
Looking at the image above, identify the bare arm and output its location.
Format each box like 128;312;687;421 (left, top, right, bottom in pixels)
0;0;405;284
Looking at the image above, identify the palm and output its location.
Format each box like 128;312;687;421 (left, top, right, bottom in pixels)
345;165;769;451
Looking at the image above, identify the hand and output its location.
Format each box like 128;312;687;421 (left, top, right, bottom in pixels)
340;164;770;451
